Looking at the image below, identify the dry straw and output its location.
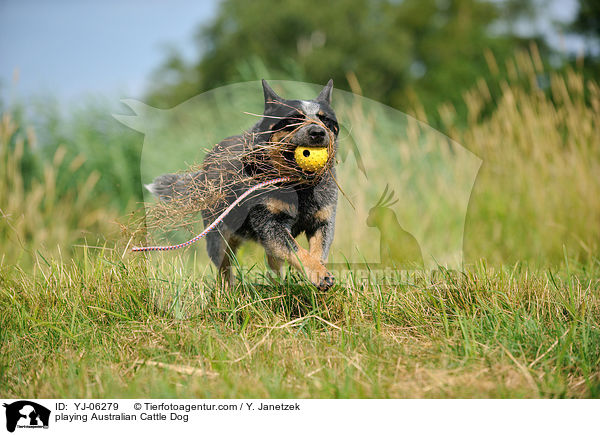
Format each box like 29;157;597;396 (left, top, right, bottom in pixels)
143;101;337;241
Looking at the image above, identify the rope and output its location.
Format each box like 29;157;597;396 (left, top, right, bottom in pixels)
132;176;292;252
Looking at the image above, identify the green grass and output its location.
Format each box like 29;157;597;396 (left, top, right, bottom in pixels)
1;248;599;398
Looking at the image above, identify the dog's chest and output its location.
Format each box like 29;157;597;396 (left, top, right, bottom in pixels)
281;182;336;233
294;189;322;227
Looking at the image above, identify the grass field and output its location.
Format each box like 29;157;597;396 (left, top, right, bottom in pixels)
1;50;599;398
1;250;599;398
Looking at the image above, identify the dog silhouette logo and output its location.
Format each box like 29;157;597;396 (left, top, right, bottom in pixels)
117;80;481;278
3;401;50;432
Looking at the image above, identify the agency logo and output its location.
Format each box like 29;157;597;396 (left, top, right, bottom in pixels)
116;79;480;317
116;80;480;270
3;401;50;433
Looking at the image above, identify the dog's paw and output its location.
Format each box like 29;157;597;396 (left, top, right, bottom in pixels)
316;272;335;291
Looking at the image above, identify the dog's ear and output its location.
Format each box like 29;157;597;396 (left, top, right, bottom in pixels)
316;79;333;105
262;79;282;111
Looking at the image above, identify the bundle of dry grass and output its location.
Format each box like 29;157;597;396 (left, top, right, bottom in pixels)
143;104;337;241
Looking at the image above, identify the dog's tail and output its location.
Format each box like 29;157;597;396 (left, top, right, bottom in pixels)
145;171;205;201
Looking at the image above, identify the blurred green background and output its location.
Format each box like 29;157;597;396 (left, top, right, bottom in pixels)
1;0;599;267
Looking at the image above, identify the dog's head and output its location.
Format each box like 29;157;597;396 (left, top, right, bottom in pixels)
249;79;339;181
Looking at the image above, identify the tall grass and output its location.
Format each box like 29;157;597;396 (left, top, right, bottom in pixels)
438;49;600;264
3;48;597;268
0;113;118;267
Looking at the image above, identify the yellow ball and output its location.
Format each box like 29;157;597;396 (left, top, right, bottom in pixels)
294;146;329;172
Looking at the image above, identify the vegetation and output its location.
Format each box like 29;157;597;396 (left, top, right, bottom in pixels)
1;249;598;398
0;112;119;268
148;0;544;127
1;46;599;397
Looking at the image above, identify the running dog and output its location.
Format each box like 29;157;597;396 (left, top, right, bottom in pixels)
147;80;339;290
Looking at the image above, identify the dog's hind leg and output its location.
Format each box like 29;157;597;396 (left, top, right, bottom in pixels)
207;230;241;288
266;254;285;284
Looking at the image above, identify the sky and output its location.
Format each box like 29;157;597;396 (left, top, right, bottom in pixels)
0;0;586;109
0;0;218;106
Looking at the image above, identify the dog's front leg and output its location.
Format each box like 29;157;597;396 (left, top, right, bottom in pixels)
265;230;334;290
304;203;336;286
252;220;332;290
305;222;336;288
306;205;336;263
250;202;334;290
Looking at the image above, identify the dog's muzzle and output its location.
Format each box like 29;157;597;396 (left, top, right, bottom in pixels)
306;124;327;145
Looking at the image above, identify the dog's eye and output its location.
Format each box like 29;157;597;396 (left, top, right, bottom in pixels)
274;116;305;132
317;114;339;135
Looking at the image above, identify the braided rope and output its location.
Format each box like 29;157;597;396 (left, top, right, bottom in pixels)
132;176;292;252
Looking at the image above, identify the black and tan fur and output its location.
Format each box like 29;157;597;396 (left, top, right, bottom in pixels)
147;80;339;290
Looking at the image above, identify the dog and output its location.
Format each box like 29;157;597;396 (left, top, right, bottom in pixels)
146;80;339;290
